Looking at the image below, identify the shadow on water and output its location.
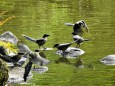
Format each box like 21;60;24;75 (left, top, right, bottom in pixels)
39;51;47;59
55;57;70;64
74;57;84;69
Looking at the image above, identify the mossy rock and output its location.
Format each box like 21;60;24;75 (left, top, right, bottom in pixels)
0;59;9;86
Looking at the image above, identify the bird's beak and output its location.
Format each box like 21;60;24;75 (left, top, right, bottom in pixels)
46;35;50;37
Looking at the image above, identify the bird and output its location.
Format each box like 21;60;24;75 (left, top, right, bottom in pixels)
65;20;88;35
22;34;50;50
53;42;75;52
23;50;50;81
23;60;33;82
0;52;24;64
72;32;89;47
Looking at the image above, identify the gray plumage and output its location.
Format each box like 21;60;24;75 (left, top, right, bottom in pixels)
22;34;50;49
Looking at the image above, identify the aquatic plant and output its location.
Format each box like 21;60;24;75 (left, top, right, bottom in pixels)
0;41;18;54
0;10;15;26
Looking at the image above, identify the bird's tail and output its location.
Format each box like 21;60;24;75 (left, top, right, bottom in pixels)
84;39;89;41
65;23;74;26
22;34;36;42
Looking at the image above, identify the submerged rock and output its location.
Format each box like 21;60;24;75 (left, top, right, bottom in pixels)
56;47;85;58
32;66;48;74
100;55;115;65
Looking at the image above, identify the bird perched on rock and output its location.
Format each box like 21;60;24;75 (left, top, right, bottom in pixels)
53;42;75;52
72;32;89;47
65;20;88;35
22;34;50;50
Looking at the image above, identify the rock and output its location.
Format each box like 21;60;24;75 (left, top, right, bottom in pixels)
0;31;18;44
56;47;85;58
7;67;33;84
32;66;48;74
100;55;115;65
0;59;9;86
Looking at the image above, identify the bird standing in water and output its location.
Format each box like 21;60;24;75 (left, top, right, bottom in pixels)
22;34;50;50
65;20;89;35
72;32;89;47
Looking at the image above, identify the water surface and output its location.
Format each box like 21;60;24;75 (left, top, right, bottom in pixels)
0;0;115;86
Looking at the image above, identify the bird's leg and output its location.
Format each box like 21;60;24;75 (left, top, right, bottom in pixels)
38;46;41;50
42;46;47;50
76;43;80;48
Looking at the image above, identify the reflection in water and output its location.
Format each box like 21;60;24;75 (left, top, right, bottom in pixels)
39;51;47;58
55;57;70;64
74;58;84;69
75;58;84;69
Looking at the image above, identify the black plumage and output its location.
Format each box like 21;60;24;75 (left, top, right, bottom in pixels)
0;46;7;55
0;52;24;64
23;61;33;82
53;42;74;52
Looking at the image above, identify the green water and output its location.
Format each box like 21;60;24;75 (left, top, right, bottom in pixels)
0;0;115;86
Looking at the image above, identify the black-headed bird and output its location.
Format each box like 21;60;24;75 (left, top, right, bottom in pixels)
65;20;88;35
22;34;50;49
53;42;75;52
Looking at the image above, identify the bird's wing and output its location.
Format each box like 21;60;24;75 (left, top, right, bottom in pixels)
36;38;45;42
23;61;33;82
22;34;36;42
65;23;75;26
